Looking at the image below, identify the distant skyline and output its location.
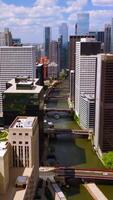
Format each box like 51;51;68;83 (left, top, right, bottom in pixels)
0;0;113;42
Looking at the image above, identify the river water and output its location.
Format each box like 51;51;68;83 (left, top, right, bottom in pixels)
45;79;113;200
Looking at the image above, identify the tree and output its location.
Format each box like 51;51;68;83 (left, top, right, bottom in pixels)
59;69;66;80
102;152;113;169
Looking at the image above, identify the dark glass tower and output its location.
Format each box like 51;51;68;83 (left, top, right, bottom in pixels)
44;27;51;58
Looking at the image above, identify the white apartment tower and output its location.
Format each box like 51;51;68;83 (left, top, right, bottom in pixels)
0;46;36;113
75;38;101;117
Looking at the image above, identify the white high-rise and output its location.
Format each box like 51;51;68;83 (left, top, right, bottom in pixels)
0;46;36;113
75;38;100;117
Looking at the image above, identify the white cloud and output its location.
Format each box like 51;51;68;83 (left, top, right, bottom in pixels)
89;10;113;30
0;0;112;42
63;0;88;13
92;0;113;6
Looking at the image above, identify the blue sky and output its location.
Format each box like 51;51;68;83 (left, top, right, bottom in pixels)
0;0;113;42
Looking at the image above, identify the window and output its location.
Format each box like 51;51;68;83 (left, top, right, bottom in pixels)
25;133;28;136
25;142;28;144
13;133;16;135
13;146;17;167
13;141;16;144
19;141;22;144
19;133;22;136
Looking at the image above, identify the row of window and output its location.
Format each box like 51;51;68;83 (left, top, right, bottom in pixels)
13;132;28;136
13;141;28;145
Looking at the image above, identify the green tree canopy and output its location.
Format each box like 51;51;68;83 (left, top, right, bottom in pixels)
102;151;113;169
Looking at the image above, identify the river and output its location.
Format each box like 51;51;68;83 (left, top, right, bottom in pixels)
45;79;113;200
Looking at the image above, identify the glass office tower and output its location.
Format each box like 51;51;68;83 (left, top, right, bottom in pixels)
44;27;51;58
77;13;89;35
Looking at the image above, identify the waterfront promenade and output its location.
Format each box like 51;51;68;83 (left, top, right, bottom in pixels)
84;183;108;200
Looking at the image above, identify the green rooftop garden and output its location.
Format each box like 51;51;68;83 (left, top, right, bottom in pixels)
0;130;8;142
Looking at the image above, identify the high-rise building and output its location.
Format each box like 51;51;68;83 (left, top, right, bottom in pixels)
69;35;95;107
3;77;44;162
3;77;43;132
76;13;89;35
104;24;111;53
58;35;63;73
80;94;95;130
36;64;44;86
44;27;51;58
49;41;58;63
59;23;68;46
59;23;68;69
96;31;104;43
75;38;101;117
0;116;39;199
111;18;113;53
0;28;12;46
95;54;113;152
0;46;36;114
48;62;58;79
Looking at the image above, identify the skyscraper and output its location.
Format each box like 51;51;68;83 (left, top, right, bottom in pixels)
104;24;111;53
111;18;113;53
49;40;58;63
59;23;68;70
75;38;101;118
96;31;104;43
59;23;68;46
0;28;12;46
76;13;89;35
44;27;51;58
95;54;113;152
69;35;95;107
0;46;36;113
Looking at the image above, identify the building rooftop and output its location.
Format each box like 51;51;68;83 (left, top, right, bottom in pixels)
0;46;34;48
4;78;43;94
10;116;36;129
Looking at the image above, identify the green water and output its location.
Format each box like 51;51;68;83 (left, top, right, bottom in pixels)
49;137;103;168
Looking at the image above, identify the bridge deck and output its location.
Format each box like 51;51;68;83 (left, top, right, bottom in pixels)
84;183;108;200
39;167;113;181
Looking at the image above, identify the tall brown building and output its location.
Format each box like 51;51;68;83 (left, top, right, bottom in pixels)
95;54;113;152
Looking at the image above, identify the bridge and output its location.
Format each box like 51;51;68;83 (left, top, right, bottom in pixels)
39;167;113;182
44;128;89;137
47;95;69;99
44;108;72;113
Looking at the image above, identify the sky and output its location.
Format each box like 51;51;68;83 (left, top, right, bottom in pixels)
0;0;113;43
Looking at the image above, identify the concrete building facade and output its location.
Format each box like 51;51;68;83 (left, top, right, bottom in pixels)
69;35;95;107
95;54;113;152
0;28;12;46
48;62;58;79
49;41;58;64
80;94;95;130
0;46;36;114
75;39;101;116
9;116;39;168
0;141;9;194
